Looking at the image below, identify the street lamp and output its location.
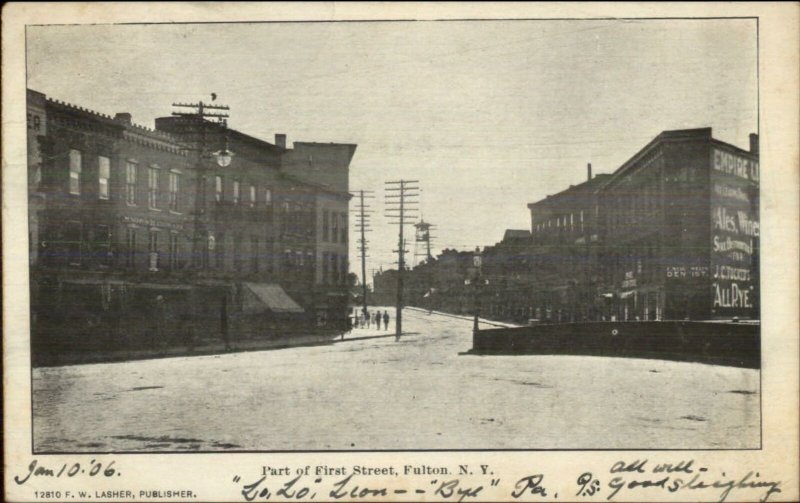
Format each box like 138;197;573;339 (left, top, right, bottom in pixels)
472;246;482;334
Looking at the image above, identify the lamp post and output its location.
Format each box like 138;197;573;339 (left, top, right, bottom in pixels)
472;247;482;334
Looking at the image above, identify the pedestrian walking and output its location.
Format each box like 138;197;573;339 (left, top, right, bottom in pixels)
383;310;390;331
373;311;379;329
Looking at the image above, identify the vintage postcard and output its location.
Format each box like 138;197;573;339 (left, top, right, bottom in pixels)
3;2;798;502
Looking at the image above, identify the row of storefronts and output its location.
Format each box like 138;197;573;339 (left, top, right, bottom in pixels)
374;127;759;324
27;89;356;361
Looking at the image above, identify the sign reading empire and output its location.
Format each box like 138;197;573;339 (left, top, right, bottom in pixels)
710;148;759;317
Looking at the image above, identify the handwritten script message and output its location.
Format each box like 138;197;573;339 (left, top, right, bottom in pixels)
11;458;782;502
230;460;781;502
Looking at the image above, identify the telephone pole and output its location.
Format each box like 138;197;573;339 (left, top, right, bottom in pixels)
385;180;420;340
351;190;375;317
170;98;230;269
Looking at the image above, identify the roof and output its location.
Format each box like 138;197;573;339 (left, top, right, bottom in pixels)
503;229;531;240
527;174;612;209
242;283;304;314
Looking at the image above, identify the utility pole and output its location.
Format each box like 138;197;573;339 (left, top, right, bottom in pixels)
170;99;230;269
385;180;420;340
351;190;374;317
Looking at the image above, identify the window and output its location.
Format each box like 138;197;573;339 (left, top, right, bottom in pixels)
148;167;159;209
264;188;272;204
215;175;223;202
322;252;329;284
340;213;347;244
69;149;82;195
169;172;179;211
93;224;112;267
148;230;159;271
233;234;243;272
98;156;110;199
331;212;339;243
251;236;259;272
169;233;179;270
340;255;348;284
233;180;240;204
249;185;256;207
125;227;136;267
64;221;82;266
330;253;338;284
126;162;137;204
322;210;329;241
215;233;226;269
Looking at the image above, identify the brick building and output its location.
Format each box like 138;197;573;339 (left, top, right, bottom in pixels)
597;128;759;321
527;170;611;322
28;89;356;361
371;128;759;325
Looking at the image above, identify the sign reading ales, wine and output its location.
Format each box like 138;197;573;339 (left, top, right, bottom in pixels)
710;147;759;317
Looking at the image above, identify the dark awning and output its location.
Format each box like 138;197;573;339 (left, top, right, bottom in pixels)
242;283;304;314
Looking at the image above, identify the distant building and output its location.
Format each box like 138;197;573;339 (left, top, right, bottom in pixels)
482;230;532;322
371;128;759;325
528;171;611;322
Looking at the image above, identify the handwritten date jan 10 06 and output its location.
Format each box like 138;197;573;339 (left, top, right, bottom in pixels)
14;459;119;485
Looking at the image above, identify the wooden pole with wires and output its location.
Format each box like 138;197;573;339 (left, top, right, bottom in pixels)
385;180;420;340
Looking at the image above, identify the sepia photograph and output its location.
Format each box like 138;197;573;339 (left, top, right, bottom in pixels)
23;15;764;455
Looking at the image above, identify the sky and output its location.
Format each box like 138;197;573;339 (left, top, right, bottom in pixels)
26;19;757;281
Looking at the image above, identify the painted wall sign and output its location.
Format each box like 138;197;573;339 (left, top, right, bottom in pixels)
710;148;759;317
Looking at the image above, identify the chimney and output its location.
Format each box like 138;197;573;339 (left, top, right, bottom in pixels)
587;162;592;181
275;133;287;149
114;113;132;125
749;133;759;155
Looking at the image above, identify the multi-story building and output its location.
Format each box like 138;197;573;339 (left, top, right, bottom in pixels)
598;127;759;321
527;170;611;322
28;89;356;359
371;128;759;325
481;230;533;323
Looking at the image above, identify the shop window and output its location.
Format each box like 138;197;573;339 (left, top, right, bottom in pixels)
63;220;82;266
93;224;112;267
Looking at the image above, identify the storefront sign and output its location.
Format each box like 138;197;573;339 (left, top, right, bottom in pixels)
665;266;708;278
120;215;185;231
